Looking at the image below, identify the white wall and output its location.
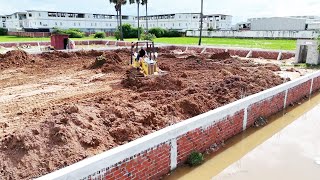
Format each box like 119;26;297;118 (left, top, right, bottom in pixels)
187;30;319;39
251;17;306;31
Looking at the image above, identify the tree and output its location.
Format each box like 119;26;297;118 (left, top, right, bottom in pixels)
109;0;135;41
136;0;141;40
198;0;204;46
141;0;149;33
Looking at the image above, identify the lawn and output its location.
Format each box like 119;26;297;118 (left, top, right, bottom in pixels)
0;35;296;50
0;36;112;42
124;37;296;50
153;37;296;50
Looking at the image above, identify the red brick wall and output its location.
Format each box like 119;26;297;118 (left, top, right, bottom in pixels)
286;80;312;106
247;92;285;128
177;110;244;165
312;77;320;93
251;50;279;59
228;49;250;57
188;47;204;53
98;143;170;180
281;52;295;60
205;48;226;53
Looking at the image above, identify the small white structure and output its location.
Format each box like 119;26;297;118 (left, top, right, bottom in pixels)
249;17;307;31
295;40;320;65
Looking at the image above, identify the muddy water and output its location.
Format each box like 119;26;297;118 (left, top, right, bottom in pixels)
165;92;320;180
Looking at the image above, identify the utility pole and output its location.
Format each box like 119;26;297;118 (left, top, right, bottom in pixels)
198;0;204;46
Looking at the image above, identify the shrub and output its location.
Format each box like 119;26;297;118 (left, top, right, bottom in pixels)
187;152;204;166
51;27;85;38
149;28;182;38
94;32;106;39
208;27;214;31
116;24;143;39
149;28;166;38
165;30;181;37
141;33;156;41
115;30;121;40
0;28;8;36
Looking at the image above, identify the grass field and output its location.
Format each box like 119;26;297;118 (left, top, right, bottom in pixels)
0;35;296;50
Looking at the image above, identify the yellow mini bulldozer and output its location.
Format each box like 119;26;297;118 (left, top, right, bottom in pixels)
130;41;161;77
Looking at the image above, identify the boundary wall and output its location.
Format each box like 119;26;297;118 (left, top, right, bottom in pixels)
0;40;295;60
186;30;320;39
38;71;320;180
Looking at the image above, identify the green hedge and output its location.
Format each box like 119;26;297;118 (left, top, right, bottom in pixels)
94;32;107;39
115;24;143;40
52;28;85;38
148;27;182;38
0;28;8;36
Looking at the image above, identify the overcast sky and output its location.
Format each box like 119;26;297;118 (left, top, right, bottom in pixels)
0;0;320;24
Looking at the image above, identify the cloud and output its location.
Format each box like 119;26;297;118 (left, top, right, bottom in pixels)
0;0;319;23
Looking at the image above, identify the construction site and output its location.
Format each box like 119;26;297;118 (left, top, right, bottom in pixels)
0;40;316;179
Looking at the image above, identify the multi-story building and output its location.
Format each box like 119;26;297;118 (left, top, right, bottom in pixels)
137;13;232;31
0;15;6;28
1;10;233;32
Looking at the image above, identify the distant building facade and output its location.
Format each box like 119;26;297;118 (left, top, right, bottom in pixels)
237;16;320;31
0;10;233;32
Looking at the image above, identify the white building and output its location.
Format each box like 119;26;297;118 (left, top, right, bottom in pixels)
1;10;232;32
246;16;320;31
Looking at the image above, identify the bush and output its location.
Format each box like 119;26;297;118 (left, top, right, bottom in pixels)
208;27;214;31
187;152;204;166
94;32;106;39
0;28;8;36
115;30;121;40
149;28;166;38
165;30;181;37
149;28;182;38
141;33;156;41
52;27;85;38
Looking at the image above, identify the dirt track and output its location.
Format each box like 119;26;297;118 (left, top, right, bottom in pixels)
0;49;285;179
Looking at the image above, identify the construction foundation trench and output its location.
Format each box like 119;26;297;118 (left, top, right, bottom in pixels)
0;48;308;179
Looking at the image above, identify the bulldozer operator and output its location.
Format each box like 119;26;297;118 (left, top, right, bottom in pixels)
137;47;146;60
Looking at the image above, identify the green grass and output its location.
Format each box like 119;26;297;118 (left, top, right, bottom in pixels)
122;37;296;50
0;35;296;50
0;35;115;42
154;37;296;50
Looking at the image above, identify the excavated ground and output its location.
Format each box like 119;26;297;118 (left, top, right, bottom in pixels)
0;49;285;179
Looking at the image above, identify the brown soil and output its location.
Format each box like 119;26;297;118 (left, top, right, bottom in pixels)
0;49;285;179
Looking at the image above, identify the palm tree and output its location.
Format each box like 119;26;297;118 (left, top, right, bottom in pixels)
198;0;204;45
141;0;148;33
136;0;141;40
109;0;132;41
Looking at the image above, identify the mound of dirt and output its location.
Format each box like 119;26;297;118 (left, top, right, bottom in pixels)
0;50;35;69
90;52;125;73
263;63;281;72
209;52;231;60
40;51;75;59
122;69;184;92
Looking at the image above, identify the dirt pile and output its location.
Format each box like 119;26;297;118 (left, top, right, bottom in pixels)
0;50;35;69
0;48;286;179
209;52;231;60
90;51;126;73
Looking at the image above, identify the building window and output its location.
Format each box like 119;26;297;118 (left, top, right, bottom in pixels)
74;22;76;26
40;22;42;25
79;23;80;26
60;22;62;26
55;22;58;26
39;13;41;17
29;13;32;17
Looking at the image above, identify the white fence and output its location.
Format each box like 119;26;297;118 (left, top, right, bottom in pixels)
187;30;320;39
